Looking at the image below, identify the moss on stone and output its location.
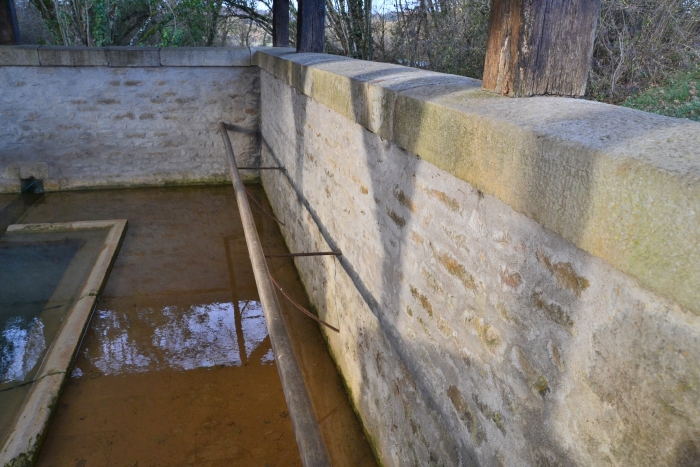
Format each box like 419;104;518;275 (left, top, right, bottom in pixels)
428;189;460;212
533;292;574;329
386;208;407;228
433;248;477;291
410;285;434;317
446;385;486;446
537;250;589;297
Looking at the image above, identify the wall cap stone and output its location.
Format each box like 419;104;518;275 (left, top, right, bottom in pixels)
159;47;251;66
253;47;700;315
0;46;253;67
0;45;40;66
39;46;108;66
106;47;161;67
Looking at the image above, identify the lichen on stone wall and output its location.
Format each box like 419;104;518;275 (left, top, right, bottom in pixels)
258;65;700;467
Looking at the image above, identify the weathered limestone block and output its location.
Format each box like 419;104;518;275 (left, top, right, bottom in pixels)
160;47;251;67
0;45;39;65
259;66;700;467
38;46;108;66
107;47;160;67
2;163;46;179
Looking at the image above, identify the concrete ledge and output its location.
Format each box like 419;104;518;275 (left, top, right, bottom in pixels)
0;45;39;66
39;46;108;66
160;46;251;66
253;47;700;315
0;46;253;67
107;46;161;67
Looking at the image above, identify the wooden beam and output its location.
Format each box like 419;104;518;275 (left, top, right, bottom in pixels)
482;0;600;97
0;0;20;45
272;0;289;47
296;0;325;53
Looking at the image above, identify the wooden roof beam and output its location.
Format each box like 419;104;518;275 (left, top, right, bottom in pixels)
483;0;601;97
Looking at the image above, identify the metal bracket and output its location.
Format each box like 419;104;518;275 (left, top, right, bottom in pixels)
265;251;341;258
237;167;286;170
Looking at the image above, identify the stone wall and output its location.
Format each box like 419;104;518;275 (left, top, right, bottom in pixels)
2;44;698;467
0;47;260;192
256;49;700;467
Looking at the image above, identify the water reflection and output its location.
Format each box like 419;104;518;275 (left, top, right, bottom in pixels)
1;237;84;385
0;316;46;383
86;301;272;376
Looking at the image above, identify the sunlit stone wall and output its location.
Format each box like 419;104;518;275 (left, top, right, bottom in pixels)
0;47;260;192
256;49;700;467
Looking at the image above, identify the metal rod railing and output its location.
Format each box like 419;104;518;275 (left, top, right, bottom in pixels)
245;186;285;225
268;274;340;333
219;122;332;467
238;166;286;170
265;252;341;258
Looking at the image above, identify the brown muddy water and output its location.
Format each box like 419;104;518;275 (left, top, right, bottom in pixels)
7;186;376;467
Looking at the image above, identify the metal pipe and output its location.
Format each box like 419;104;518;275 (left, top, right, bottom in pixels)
219;122;331;467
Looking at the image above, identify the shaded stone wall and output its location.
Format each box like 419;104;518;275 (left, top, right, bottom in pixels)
256;50;700;467
0;47;259;192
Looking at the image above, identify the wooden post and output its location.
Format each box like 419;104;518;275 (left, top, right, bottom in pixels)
272;0;289;47
482;0;600;97
0;0;20;45
296;0;325;53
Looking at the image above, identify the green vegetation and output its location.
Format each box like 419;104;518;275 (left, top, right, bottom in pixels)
622;66;700;121
368;0;700;119
16;0;700;121
16;0;272;46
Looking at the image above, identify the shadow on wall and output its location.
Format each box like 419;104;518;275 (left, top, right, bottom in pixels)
260;59;700;467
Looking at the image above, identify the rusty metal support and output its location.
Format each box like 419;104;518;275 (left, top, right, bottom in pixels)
266;252;341;258
238;166;286;170
268;274;340;333
219;122;332;467
245;187;285;225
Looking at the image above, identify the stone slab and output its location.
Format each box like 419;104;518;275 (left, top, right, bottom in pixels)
107;47;160;67
160;47;251;66
39;46;108;66
0;45;40;66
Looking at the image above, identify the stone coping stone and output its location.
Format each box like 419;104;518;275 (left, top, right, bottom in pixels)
160;46;251;66
252;47;700;316
0;46;253;67
107;46;161;67
39;46;108;66
0;45;40;66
